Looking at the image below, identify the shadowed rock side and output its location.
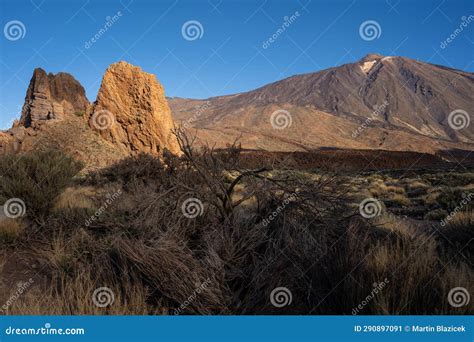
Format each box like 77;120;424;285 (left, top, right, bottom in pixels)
91;61;180;155
19;68;90;127
169;54;474;153
1;61;180;169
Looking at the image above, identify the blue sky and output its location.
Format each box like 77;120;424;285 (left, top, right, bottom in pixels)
0;0;473;128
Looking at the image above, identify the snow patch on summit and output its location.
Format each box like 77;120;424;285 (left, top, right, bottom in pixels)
360;60;377;74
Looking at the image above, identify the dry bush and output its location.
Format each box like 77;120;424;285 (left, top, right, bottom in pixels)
1;131;472;315
437;188;474;212
53;187;97;211
5;266;153;315
436;210;473;263
0;149;83;221
386;193;411;207
0;219;24;245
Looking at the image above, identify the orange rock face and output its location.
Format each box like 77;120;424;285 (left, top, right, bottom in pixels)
91;61;180;155
0;131;14;154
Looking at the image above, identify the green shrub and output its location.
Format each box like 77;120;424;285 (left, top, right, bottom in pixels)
437;188;473;212
424;208;448;221
0;149;83;220
438;211;473;262
87;153;166;185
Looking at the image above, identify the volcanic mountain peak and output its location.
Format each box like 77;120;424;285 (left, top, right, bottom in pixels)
361;53;384;62
1;55;472;165
359;53;395;74
169;53;474;153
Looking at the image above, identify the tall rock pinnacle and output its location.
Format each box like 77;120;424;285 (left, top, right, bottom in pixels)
20;68;89;127
91;61;180;155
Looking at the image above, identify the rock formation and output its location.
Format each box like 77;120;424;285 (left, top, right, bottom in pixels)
91;61;180;155
19;68;89;127
1;61;181;168
0;131;14;154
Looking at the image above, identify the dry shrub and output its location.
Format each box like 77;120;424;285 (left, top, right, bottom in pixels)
53;187;97;211
0;219;24;245
2;131;472;315
0;149;83;220
437;210;473;263
5;267;152;315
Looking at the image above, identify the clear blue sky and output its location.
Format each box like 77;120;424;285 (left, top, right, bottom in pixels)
0;0;473;128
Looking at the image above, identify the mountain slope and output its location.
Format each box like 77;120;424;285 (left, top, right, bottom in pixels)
169;54;474;153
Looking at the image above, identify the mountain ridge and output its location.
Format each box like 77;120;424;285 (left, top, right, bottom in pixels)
169;53;474;153
1;54;472;169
